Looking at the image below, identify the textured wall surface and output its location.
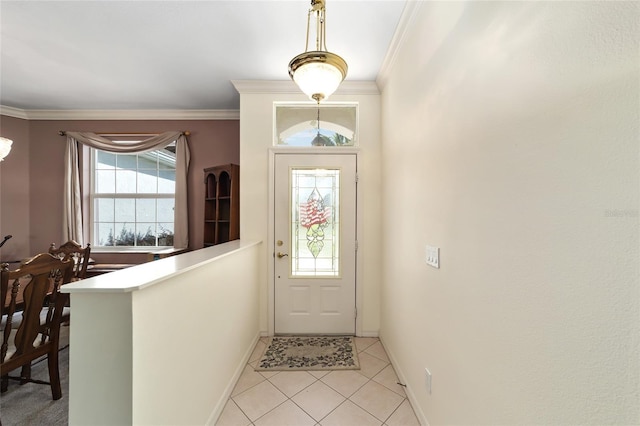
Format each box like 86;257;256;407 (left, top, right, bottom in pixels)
380;1;639;424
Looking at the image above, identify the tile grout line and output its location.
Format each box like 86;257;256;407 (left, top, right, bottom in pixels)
383;397;410;426
315;372;372;424
265;373;323;422
225;398;253;426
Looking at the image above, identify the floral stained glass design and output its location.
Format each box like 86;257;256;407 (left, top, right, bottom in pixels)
291;169;340;277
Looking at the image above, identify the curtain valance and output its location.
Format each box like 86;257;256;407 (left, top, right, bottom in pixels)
65;131;183;153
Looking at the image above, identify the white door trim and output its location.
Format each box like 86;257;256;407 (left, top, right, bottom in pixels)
267;147;362;336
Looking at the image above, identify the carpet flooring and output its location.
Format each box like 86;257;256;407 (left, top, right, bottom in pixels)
0;327;70;425
255;336;360;371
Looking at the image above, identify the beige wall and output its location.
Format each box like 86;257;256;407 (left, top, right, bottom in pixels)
236;83;383;336
0;116;239;262
379;1;639;424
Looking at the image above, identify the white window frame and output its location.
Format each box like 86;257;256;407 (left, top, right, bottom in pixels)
88;144;177;250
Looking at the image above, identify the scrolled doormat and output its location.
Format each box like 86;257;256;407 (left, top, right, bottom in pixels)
255;336;360;371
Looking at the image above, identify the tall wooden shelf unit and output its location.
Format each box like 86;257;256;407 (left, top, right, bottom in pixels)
204;164;239;247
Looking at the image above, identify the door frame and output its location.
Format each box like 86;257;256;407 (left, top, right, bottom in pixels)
267;147;362;336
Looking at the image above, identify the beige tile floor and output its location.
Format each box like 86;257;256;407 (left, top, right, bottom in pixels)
216;337;420;426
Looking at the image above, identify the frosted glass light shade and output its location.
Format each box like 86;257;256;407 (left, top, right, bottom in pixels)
289;51;348;103
0;137;12;161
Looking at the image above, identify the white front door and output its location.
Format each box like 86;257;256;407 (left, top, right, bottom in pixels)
274;153;357;335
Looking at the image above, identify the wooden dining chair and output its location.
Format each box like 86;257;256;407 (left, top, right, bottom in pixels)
47;241;90;326
0;253;73;400
48;240;91;281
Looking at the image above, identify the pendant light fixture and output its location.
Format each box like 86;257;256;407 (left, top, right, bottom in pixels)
288;0;348;103
0;137;12;161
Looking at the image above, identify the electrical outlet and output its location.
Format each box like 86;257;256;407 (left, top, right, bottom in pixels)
425;245;439;268
425;368;432;393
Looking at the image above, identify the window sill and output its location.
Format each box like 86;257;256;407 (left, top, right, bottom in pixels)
91;247;188;261
91;247;185;254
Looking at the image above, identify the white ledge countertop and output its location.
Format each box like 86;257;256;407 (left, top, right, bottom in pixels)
60;240;261;294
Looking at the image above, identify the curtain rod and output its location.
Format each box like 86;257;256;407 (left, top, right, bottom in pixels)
58;131;190;136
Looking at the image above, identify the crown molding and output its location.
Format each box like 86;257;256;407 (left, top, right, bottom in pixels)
232;80;379;96
376;0;424;90
0;106;239;121
2;80;381;120
0;105;29;120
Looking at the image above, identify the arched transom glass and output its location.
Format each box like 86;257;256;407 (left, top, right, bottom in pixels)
274;103;357;147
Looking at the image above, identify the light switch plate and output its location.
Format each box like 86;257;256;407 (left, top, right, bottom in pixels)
426;245;439;268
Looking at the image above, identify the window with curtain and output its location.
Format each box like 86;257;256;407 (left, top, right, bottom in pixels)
90;140;176;247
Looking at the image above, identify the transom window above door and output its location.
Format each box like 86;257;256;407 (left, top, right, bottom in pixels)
274;103;358;147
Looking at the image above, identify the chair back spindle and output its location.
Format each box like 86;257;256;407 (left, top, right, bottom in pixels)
48;241;91;281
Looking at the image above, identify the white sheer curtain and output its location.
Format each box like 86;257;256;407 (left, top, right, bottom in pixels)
63;131;191;249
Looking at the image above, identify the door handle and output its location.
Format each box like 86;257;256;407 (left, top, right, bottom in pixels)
277;252;289;258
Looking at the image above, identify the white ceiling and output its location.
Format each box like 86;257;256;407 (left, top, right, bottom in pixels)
0;1;407;112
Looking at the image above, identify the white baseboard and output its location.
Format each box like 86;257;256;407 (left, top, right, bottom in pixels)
379;335;430;426
206;331;261;425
